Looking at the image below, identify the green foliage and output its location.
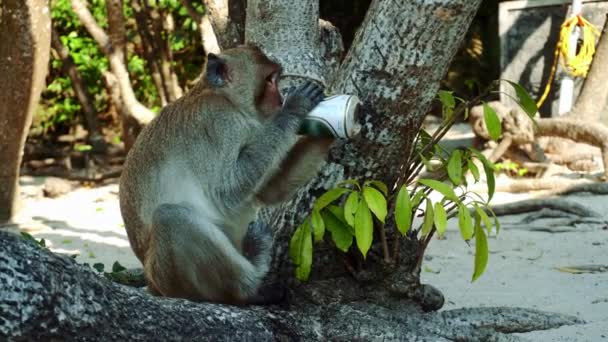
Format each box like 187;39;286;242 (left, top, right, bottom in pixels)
36;0;204;134
504;80;538;117
288;80;537;283
20;232;48;249
482;102;501;141
395;186;412;235
495;160;528;177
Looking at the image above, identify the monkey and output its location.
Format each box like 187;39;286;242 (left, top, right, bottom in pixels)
119;45;332;305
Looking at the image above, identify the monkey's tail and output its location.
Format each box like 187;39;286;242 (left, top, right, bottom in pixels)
145;203;270;302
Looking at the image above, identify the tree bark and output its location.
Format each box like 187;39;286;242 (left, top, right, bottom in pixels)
0;230;583;340
132;0;169;106
569;15;608;121
50;27;106;151
203;0;246;49
250;0;485;290
0;0;51;222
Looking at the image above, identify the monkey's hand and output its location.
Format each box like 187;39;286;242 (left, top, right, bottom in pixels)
282;81;325;117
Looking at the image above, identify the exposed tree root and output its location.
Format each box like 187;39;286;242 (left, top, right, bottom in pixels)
553;182;608;196
488;198;601;218
493;178;596;194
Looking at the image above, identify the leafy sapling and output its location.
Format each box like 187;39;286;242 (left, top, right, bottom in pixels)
291;81;537;282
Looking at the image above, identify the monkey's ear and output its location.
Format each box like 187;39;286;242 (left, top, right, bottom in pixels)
206;53;228;87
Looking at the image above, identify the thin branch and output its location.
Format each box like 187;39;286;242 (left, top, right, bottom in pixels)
178;0;220;53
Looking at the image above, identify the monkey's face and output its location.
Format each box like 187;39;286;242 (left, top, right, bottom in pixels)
204;45;283;119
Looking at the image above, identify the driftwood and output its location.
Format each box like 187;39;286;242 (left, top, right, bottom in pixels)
470;102;608;182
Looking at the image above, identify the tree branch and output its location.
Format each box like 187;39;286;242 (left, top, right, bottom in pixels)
178;0;220;53
50;27;106;151
569;14;608;120
71;0;155;126
0;230;583;340
203;0;245;49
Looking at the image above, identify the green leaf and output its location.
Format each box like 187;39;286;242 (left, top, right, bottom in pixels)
420;199;434;237
362;186;387;223
112;261;126;273
483;102;502;141
395;185;413;235
485;164;496;202
411;189;426;209
344;191;359;227
289;220;306;264
475;204;493;236
327;205;354;234
321;209;353;252
505;80;538;117
438;90;456;119
314;188;349;210
93;263;105;273
420;154;435;171
418;179;459;203
468;160;480;182
472;216;489;282
354;198;374;258
74;144;92;152
469;148;496;202
458;204;473;240
434;202;448;237
295;228;313;281
290;220;313;281
488;208;501;235
438;90;456;109
311;210;325;243
365;180;388;195
447;150;463;185
415;129;434;159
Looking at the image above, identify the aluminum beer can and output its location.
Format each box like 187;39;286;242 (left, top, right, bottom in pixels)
298;95;362;139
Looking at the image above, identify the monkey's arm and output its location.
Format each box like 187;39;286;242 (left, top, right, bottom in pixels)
225;82;324;206
255;136;333;205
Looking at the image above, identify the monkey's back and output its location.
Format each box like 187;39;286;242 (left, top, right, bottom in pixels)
119;91;259;262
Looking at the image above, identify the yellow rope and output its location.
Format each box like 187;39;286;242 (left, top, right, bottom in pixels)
536;14;600;108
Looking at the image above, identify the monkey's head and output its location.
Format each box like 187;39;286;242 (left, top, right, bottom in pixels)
204;45;283;118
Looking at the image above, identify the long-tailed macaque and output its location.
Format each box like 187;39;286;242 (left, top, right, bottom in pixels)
119;45;332;304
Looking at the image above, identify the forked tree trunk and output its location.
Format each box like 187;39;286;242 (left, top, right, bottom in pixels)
247;0;486;293
0;0;586;339
0;0;51;223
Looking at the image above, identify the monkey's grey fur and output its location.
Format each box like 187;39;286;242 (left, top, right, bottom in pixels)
119;45;328;304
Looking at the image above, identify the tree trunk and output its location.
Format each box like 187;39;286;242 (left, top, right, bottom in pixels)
0;0;51;222
569;15;608;122
203;0;246;49
132;0;168;106
250;0;487;294
50;27;106;152
0;230;582;340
